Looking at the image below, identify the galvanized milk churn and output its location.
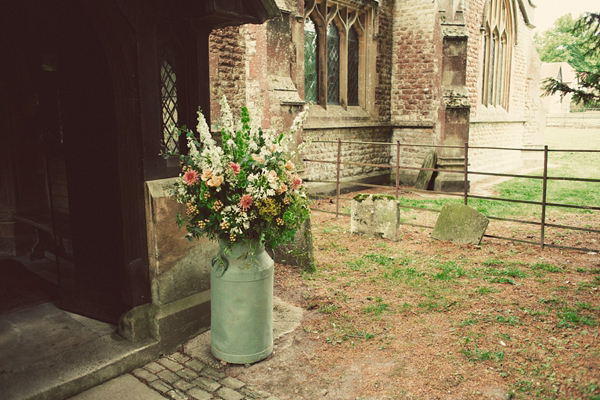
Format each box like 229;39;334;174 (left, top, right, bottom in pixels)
210;242;274;364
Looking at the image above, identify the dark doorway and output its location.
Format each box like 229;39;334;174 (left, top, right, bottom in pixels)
2;0;129;323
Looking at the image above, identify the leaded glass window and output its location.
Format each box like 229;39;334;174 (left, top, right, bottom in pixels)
304;18;318;103
481;0;513;109
327;23;340;105
160;48;179;153
348;27;359;106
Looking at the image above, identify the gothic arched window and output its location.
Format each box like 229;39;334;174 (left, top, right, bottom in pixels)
304;18;318;103
481;0;513;109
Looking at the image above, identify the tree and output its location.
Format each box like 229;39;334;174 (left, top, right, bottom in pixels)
534;14;579;63
539;12;600;107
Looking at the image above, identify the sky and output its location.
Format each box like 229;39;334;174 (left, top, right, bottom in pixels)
533;0;599;33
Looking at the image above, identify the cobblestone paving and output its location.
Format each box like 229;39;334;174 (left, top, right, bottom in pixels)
131;350;279;400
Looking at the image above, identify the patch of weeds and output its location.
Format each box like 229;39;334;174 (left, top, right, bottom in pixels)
557;308;597;328
482;259;507;267
513;379;535;394
364;253;395;267
417;300;440;311
326;336;343;345
485;277;515;284
347;331;375;340
495;315;522;325
499;333;512;341
482;266;527;278
460;346;504;362
539;296;562;305
577;301;593;310
345;258;365;271
576;281;599;292
475;286;498;294
363;297;389;315
384;266;424;282
319;303;339;314
531;262;564;273
459;318;479;327
433;261;467;281
522;308;548;317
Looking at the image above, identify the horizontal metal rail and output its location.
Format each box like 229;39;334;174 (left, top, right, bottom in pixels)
305;139;599;253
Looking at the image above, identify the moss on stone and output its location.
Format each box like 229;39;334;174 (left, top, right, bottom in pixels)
352;194;397;202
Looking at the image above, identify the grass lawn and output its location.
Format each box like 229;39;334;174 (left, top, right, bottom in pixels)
251;128;600;399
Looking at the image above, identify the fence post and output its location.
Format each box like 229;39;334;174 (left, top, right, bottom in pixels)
464;142;469;205
541;145;548;249
395;141;400;198
336;139;341;219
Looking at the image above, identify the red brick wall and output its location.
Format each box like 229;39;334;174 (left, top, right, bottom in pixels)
209;26;247;123
391;0;441;124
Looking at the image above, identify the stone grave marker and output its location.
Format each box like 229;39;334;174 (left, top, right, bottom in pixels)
351;194;400;241
431;204;489;245
415;150;437;190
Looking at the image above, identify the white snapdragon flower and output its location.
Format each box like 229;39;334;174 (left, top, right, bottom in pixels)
249;106;261;141
226;138;236;152
196;110;215;148
219;95;235;137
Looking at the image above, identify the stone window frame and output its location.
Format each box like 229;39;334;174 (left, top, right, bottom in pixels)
303;0;377;111
480;0;514;110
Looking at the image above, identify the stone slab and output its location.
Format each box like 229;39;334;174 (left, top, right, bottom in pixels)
350;194;400;241
431;204;489;245
415;150;437;190
270;218;315;270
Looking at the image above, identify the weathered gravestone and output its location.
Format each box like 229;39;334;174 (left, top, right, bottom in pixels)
415;150;437;190
350;194;400;241
270;218;315;271
431;204;489;245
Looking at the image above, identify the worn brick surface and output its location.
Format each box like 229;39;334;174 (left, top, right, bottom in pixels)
157;357;183;372
187;387;214;400
221;376;245;390
166;389;188;400
200;366;226;380
157;369;181;384
168;352;191;364
217;386;245;400
132;368;159;383
149;379;173;394
173;379;195;392
176;368;198;382
185;359;206;372
144;362;165;374
194;376;221;392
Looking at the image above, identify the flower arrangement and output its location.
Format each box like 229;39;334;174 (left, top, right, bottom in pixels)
168;96;310;251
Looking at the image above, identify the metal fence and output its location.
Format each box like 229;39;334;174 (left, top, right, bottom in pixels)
304;139;600;253
546;109;600;128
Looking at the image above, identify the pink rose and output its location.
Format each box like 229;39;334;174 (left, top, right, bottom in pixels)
291;176;303;191
229;162;241;175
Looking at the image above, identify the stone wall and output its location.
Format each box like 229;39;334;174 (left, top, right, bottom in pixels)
391;0;441;124
209;26;247;122
302;122;393;185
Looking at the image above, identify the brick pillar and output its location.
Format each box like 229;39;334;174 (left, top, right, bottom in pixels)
434;10;470;192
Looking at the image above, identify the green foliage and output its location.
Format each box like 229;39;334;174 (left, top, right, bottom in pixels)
460;347;505;363
363;297;389;315
319;303;339;314
557;308;597;328
539;12;600;107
